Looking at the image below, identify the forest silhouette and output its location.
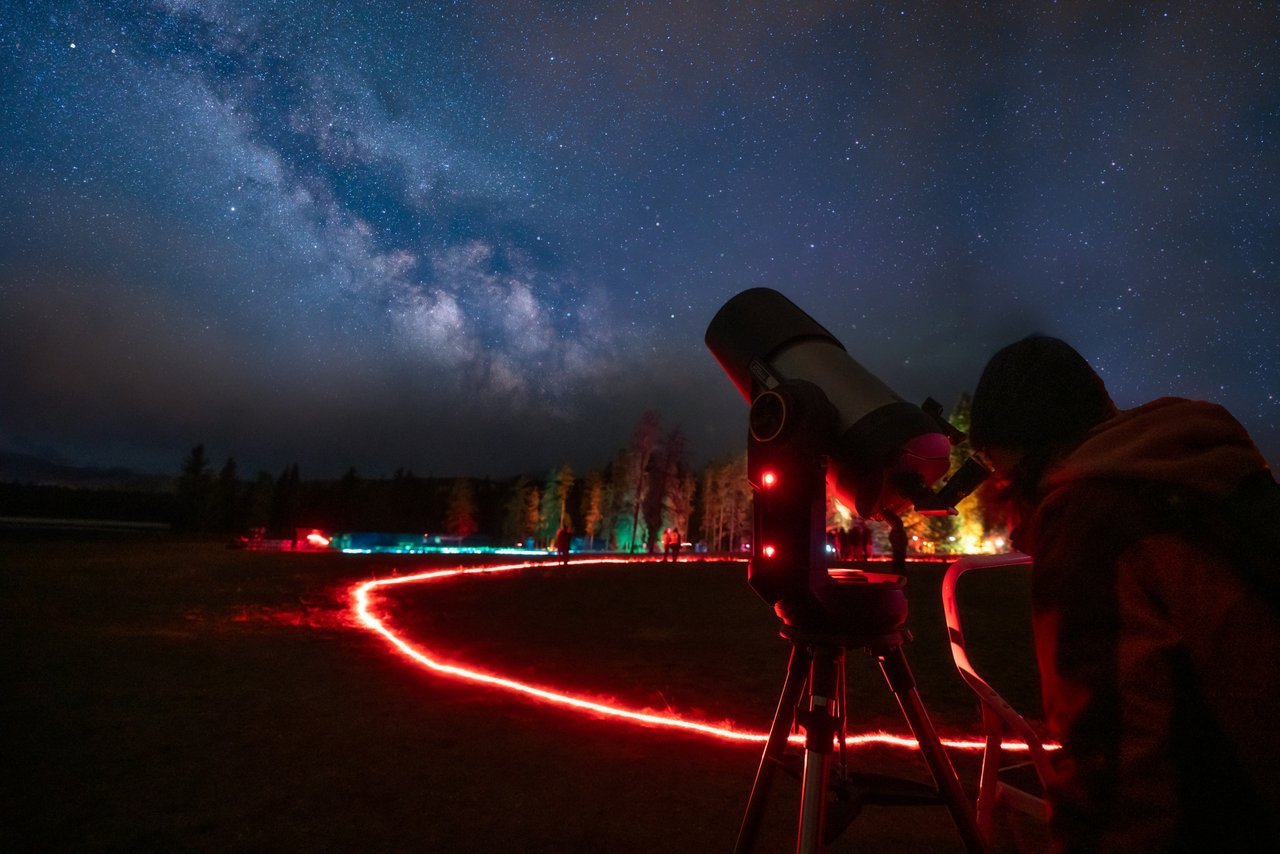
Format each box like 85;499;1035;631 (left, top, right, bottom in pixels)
3;399;1007;556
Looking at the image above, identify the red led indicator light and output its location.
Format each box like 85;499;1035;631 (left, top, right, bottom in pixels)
763;545;777;558
762;471;777;488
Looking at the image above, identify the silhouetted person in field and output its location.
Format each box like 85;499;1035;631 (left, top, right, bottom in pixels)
554;525;572;565
969;334;1280;852
832;526;849;561
856;520;871;562
885;511;907;573
661;527;681;562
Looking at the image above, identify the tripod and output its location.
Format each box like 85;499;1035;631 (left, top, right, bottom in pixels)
733;619;987;853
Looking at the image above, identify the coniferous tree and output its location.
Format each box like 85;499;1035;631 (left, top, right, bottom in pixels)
607;448;637;550
212;456;240;532
445;477;478;538
627;411;661;551
700;466;720;548
500;476;531;545
649;426;692;539
244;471;274;529
388;468;424;531
335;467;362;529
174;444;213;532
270;463;301;537
722;453;752;552
698;452;750;552
525;483;543;547
668;471;696;543
949;392;1008;550
538;469;561;545
553;464;574;529
579;469;605;550
641;454;666;551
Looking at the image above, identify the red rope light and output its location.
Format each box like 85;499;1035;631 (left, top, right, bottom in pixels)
349;557;1047;754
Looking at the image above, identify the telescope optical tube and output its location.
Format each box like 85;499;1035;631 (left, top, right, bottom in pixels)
706;288;951;518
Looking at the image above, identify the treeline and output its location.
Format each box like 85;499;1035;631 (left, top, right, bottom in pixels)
172;411;733;551
169;397;1009;555
3;399;1008;554
0;482;174;524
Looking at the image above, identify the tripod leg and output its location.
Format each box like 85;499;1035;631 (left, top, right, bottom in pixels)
876;645;988;854
734;643;812;854
797;644;843;854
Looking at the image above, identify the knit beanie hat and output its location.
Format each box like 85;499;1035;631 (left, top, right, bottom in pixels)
969;335;1116;451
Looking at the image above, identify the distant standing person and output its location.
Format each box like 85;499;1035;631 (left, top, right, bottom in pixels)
833;526;850;561
885;511;907;573
857;520;872;562
662;527;681;562
554;525;572;565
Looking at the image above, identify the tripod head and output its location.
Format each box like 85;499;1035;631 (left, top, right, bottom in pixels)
706;288;989;628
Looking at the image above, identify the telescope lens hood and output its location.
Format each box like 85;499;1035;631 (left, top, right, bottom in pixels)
706;287;842;399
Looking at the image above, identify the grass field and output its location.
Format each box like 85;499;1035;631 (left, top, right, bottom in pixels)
2;538;1047;852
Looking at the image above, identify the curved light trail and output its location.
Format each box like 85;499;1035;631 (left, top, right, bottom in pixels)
349;556;1049;754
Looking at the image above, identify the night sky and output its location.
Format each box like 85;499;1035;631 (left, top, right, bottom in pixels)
2;2;1277;478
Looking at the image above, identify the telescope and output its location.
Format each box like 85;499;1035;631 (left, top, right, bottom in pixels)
706;286;987;521
705;287;990;854
706;287;989;624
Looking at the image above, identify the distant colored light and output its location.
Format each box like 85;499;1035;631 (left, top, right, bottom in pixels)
763;544;777;558
306;532;331;547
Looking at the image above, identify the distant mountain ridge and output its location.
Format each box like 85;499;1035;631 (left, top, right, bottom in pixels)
0;452;173;491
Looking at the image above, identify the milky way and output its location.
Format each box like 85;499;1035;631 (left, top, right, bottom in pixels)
1;2;1276;476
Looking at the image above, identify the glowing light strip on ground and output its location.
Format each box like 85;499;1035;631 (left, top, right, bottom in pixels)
350;557;1046;753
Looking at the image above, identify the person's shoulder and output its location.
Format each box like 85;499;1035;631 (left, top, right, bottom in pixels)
1040;477;1174;533
1028;478;1154;558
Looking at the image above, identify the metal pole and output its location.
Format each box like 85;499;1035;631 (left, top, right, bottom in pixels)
796;644;842;854
877;645;988;854
734;644;812;854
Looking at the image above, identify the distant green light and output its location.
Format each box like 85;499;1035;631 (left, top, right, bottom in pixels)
328;531;548;556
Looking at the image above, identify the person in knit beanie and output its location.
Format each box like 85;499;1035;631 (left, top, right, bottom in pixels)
970;335;1280;853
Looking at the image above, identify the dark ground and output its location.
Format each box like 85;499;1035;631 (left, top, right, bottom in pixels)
1;538;1047;852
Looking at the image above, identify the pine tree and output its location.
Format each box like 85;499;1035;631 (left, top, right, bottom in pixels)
525;483;543;547
700;466;721;549
245;471;275;529
724;453;752;551
668;471;696;543
270;463;301;537
336;467;362;529
445;477;478;538
627;411;661;552
554;464;574;529
579;469;605;550
501;477;530;545
212;456;240;532
174;444;213;532
698;452;750;552
607;448;638;551
538;469;562;546
641;434;672;550
653;427;692;538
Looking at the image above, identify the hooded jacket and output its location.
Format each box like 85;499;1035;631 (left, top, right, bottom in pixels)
1015;398;1280;853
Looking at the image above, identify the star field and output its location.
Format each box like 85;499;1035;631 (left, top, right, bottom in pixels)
1;1;1276;476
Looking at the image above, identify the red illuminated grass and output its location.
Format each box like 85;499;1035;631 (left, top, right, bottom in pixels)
350;557;1045;754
